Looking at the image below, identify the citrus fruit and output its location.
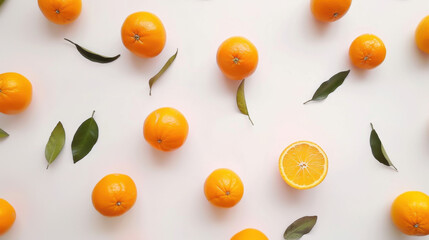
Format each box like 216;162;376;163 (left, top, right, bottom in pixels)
391;191;429;236
38;0;82;25
415;15;429;54
143;107;189;152
310;0;352;22
279;141;328;190
231;228;268;240
121;12;166;58
216;36;258;80
0;72;32;115
0;199;16;235
204;168;244;208
92;174;137;217
349;34;386;69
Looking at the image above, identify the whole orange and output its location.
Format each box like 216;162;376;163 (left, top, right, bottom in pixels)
204;168;244;208
415;15;429;54
38;0;82;25
143;107;189;152
231;228;268;240
0;199;16;235
121;12;166;58
349;34;386;69
0;72;32;115
391;191;429;236
217;36;258;81
92;174;137;217
310;0;352;22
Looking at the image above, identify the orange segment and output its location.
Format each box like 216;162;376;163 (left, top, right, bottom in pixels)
279;141;328;189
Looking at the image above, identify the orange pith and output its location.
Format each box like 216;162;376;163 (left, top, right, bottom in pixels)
279;141;328;190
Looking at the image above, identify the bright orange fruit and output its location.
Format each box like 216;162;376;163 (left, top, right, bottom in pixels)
143;107;189;152
310;0;352;22
231;228;268;240
0;199;16;235
204;168;244;208
121;12;166;58
38;0;82;25
349;34;386;69
217;36;258;81
0;72;32;115
415;15;429;54
92;174;137;217
279;141;328;190
391;191;429;236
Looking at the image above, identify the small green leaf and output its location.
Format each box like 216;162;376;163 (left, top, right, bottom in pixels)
236;79;254;125
72;111;99;163
0;128;9;138
304;70;350;104
284;216;317;240
149;49;178;96
64;38;120;64
0;0;5;7
45;122;65;169
370;123;397;171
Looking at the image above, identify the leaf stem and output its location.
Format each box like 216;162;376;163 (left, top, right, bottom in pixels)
91;110;95;118
46;164;50;170
248;115;254;126
64;38;76;46
303;99;312;104
370;122;374;130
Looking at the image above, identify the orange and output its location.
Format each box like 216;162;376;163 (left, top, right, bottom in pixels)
38;0;82;25
0;72;32;115
204;168;244;208
217;36;258;80
231;228;268;240
0;199;16;235
415;15;429;54
310;0;352;22
349;34;386;69
121;12;166;58
279;141;328;190
143;107;189;152
391;191;429;236
92;174;137;217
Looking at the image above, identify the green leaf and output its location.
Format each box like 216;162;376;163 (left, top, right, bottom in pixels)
0;128;9;138
0;0;5;7
149;49;178;96
236;79;254;125
370;123;397;171
64;38;120;64
304;70;350;104
72;111;99;163
45;122;65;169
284;216;318;240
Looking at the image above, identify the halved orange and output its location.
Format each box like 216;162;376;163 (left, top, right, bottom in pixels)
279;141;328;190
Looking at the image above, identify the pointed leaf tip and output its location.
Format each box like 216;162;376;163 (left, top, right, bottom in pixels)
284;216;318;240
236;79;254;125
305;70;350;104
0;128;9;138
369;123;397;171
149;49;178;96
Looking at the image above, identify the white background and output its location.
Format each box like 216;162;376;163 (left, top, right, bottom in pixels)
0;0;429;239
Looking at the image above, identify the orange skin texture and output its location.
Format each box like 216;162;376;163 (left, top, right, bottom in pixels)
391;191;429;236
310;0;352;22
217;36;258;80
231;228;268;240
204;168;244;208
92;174;137;217
349;34;386;69
143;107;189;152
0;72;32;115
121;12;166;58
38;0;82;25
0;199;16;235
415;15;429;54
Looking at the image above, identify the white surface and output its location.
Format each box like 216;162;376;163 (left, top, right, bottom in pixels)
0;0;429;239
